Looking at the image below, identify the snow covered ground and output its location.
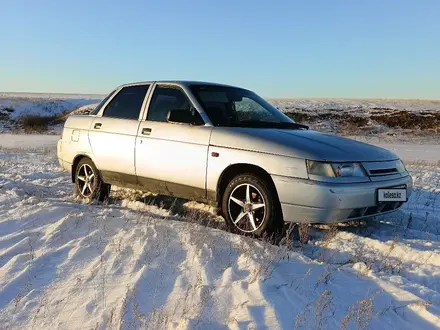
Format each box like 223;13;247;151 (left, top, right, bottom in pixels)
0;134;439;329
0;93;101;134
271;98;440;141
271;98;440;113
1;93;440;140
0;134;60;151
0;93;101;120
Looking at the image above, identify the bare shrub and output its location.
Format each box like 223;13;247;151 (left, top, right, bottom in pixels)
314;267;332;289
346;236;403;274
298;224;311;246
0;106;14;120
340;291;382;330
371;110;440;131
284;107;440;135
13;109;69;133
294;289;335;330
16;115;53;133
317;224;339;262
285;111;369;128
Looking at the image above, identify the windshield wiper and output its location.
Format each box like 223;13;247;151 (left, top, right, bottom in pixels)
268;122;309;130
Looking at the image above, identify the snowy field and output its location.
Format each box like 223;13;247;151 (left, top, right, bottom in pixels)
271;99;440;141
0;134;439;329
0;93;101;120
1;93;440;141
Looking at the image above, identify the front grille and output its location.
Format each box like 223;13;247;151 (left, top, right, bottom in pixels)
348;201;404;219
389;184;406;189
362;160;402;180
369;168;398;175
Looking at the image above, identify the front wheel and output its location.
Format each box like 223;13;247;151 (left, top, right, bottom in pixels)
75;158;110;202
221;174;282;236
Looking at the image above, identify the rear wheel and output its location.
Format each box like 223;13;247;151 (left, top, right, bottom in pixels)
75;158;110;202
221;173;282;236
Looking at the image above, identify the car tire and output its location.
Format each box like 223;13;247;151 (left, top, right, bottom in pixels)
75;158;110;202
222;173;283;236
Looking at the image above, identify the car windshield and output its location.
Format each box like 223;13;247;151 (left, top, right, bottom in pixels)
189;84;305;129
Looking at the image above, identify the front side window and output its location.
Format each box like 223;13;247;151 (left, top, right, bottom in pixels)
147;85;202;124
190;85;297;128
103;85;150;120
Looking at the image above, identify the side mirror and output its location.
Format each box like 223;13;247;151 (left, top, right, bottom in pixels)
167;108;204;125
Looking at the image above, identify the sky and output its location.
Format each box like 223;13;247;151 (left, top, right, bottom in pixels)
0;0;439;99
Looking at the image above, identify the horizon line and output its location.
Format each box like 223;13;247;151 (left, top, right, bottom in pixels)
1;91;439;102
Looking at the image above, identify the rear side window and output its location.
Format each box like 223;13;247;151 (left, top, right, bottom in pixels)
90;89;117;115
103;85;150;119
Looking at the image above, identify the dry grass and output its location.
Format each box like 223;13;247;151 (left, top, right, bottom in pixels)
284;108;440;136
15;114;65;133
340;291;380;330
285;111;369;135
370;110;440;132
294;289;335;330
0;106;14;123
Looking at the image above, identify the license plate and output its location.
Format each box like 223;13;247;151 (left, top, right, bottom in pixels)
377;188;407;202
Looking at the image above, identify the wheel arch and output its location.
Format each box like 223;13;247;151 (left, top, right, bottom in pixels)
216;163;281;206
71;154;94;183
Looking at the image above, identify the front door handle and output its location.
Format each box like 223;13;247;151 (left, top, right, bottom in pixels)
142;128;152;135
94;123;102;129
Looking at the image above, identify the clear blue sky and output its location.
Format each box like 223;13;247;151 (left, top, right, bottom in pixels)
1;0;439;99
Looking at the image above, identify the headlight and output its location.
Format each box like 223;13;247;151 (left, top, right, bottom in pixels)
306;160;367;177
396;159;407;173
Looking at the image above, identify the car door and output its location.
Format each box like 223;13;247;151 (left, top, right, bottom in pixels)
88;84;151;187
135;84;213;201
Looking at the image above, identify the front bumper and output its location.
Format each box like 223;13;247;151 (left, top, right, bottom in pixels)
272;174;413;224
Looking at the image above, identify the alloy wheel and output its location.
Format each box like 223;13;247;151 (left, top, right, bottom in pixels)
76;164;96;198
228;183;266;233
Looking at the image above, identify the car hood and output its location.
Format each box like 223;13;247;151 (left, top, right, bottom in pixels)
209;128;399;162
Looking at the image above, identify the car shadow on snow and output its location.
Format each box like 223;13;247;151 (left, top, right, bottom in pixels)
101;185;440;254
81;180;440;258
105;190;228;231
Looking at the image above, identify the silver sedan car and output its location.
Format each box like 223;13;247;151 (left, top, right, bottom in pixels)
57;81;412;235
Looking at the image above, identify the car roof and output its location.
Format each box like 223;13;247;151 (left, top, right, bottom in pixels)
118;80;243;89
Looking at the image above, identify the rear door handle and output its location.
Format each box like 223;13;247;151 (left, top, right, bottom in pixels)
142;128;152;135
94;123;102;129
